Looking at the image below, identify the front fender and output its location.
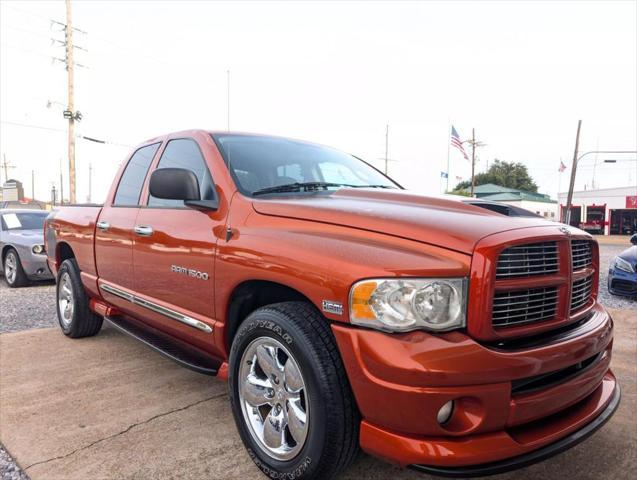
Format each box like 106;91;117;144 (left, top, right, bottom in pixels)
213;209;471;354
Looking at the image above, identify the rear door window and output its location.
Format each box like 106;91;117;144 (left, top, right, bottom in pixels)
113;143;160;206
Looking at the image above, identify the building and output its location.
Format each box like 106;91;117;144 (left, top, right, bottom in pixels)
1;179;24;202
0;179;50;210
558;186;637;235
472;184;559;220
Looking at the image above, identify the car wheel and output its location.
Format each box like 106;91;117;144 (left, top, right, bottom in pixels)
56;258;103;338
229;301;360;480
3;248;28;288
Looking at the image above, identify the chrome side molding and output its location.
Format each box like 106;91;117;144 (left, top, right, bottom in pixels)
100;283;213;334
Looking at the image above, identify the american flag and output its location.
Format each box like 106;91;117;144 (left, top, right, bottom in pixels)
451;126;469;161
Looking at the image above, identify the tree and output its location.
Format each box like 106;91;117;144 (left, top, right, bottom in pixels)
452;160;538;193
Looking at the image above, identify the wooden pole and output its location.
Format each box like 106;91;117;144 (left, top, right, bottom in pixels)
565;120;582;226
470;128;476;197
66;0;76;203
59;157;64;205
227;70;230;131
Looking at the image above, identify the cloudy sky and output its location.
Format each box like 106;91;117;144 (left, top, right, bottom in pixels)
1;0;636;203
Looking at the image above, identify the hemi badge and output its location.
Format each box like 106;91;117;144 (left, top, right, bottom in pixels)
322;300;343;315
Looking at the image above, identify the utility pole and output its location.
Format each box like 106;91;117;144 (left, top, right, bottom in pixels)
470;128;476;196
384;124;389;175
2;154;16;184
227;70;230;131
31;170;35;200
565;120;582;226
465;129;485;197
65;0;76;204
59;157;64;205
88;162;92;203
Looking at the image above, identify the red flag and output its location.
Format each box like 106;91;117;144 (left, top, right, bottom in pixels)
559;161;567;172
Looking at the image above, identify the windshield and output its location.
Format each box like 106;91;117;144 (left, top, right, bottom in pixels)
1;212;48;231
212;134;400;196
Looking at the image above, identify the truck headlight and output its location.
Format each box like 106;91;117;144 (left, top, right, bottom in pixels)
349;278;467;332
32;244;45;254
614;256;635;273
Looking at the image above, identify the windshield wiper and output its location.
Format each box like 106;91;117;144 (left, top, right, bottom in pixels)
252;182;353;196
252;182;396;196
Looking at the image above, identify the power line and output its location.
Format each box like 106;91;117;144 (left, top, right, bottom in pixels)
0;121;132;147
2;44;54;60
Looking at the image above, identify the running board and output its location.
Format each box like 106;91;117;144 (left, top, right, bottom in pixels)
104;316;220;376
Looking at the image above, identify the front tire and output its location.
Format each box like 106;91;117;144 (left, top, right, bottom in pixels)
228;302;359;480
56;259;103;338
3;248;28;288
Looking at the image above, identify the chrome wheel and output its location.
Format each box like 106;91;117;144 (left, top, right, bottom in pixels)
238;337;309;461
4;252;17;284
58;272;74;327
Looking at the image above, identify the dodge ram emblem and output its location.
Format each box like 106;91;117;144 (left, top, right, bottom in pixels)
559;226;572;236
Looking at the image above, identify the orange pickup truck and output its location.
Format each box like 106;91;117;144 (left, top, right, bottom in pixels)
45;130;619;479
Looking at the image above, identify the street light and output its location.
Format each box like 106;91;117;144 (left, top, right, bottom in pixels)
564;150;637;225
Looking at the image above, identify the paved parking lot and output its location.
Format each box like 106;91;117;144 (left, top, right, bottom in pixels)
0;241;635;480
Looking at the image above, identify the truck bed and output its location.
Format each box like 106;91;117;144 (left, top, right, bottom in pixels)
46;205;103;280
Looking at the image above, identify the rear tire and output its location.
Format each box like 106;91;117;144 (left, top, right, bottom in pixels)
56;259;103;338
3;248;29;288
228;301;360;480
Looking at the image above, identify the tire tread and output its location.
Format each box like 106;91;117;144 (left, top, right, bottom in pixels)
238;301;360;479
58;258;103;338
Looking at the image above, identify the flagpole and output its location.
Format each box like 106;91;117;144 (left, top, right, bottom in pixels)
445;121;451;192
558;157;563;200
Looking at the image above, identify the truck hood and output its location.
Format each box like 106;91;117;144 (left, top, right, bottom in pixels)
252;189;557;254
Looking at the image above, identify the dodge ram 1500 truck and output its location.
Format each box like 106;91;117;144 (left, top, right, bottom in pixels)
45;130;620;479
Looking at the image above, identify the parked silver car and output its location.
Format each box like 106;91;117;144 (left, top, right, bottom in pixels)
0;209;53;287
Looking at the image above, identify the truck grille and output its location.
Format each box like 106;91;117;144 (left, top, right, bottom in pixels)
492;286;559;327
571;240;593;270
495;242;559;279
571;276;593;312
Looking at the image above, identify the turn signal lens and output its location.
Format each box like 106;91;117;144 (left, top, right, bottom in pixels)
349;278;467;332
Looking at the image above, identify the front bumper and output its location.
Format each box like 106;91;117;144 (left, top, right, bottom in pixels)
409;379;620;477
332;302;618;469
608;267;637;297
12;245;53;280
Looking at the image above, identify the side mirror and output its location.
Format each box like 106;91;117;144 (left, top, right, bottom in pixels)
150;168;200;201
631;234;637;246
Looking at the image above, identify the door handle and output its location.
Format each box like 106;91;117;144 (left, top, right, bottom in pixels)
96;221;110;232
134;225;154;236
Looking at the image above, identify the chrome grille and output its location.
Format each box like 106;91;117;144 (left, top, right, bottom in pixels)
571;240;593;270
492;287;559;327
571;276;593;312
496;242;559;279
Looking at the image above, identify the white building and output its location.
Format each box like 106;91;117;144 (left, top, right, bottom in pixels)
558;186;637;235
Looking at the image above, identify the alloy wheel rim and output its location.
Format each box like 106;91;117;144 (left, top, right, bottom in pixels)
5;253;17;283
58;272;74;327
238;336;310;461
